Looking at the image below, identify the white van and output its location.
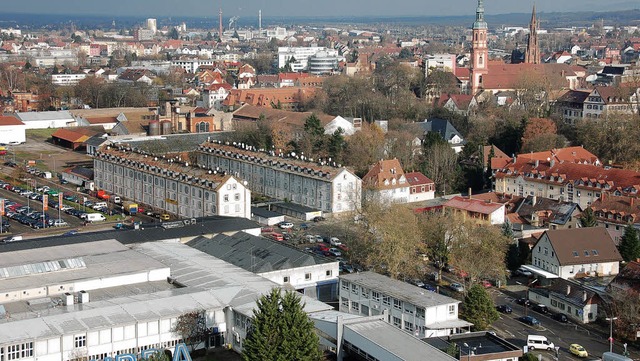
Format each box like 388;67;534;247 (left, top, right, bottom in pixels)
85;213;106;222
2;235;22;243
93;202;108;209
527;335;554;351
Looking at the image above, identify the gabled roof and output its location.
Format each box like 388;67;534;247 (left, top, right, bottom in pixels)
555;89;591;104
418;118;464;143
538;227;622;266
85;116;118;125
590;194;640;225
482;62;576;91
0;115;24;126
404;172;434;186
362;159;407;190
51;127;102;143
64;166;94;180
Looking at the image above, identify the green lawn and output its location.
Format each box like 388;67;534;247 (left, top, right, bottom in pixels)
26;129;56;142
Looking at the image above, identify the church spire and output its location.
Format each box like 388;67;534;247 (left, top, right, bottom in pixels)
525;5;540;64
473;0;487;29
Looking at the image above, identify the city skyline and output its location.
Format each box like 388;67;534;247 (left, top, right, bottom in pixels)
4;0;638;18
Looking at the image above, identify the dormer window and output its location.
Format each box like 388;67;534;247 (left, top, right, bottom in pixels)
572;251;579;257
592;250;599;256
584;250;590;256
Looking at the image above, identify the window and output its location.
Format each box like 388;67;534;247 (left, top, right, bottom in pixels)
416;307;425;319
448;305;455;315
351;283;358;293
305;273;311;281
382;295;391;306
393;298;402;310
341;297;349;308
6;343;33;360
224;194;229;202
283;276;290;283
572;251;579;257
372;291;380;302
74;335;86;348
361;287;369;298
351;301;360;312
342;281;349;290
326;270;332;277
393;316;401;328
592;250;599;255
404;321;414;332
234;193;240;201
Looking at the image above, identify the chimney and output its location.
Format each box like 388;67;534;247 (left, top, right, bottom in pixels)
582;291;588;302
468;188;472;199
63;292;74;306
513;154;517;164
535;159;539;167
602;192;606;202
79;290;89;303
566;285;571;295
631;197;635;207
532;195;537;205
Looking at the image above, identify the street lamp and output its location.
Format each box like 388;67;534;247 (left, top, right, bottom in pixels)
606;316;618;353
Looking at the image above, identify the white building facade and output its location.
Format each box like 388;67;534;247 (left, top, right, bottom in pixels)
278;47;327;72
93;146;251;219
338;272;471;338
51;73;88;86
196;141;362;214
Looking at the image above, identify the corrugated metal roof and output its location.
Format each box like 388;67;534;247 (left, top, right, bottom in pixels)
16;110;74;122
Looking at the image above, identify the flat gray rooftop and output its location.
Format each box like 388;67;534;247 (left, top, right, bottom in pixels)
340;271;460;309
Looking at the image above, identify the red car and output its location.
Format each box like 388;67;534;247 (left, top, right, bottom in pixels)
481;280;492;288
338;244;350;252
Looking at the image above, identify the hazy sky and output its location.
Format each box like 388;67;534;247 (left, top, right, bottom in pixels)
5;0;638;17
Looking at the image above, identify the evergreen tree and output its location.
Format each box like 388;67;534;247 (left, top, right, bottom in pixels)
579;208;598;228
485;145;496;190
242;288;321;361
618;224;640;262
328;129;345;163
462;284;499;331
168;28;179;40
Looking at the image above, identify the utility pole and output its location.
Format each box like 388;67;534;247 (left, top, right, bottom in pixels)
606;316;618;353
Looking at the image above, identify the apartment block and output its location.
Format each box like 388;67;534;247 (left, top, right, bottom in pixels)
196;141;361;214
93;145;251;219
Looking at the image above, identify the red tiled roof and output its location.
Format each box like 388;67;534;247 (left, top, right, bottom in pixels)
0;115;24;126
362;159;407;190
404;172;434;186
482;62;576;91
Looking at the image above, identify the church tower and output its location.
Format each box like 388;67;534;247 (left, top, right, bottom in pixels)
471;0;488;95
525;5;540;64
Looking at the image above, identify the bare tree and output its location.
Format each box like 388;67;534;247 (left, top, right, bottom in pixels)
173;310;209;352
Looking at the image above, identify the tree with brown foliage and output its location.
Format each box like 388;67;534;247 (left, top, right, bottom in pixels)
521;117;565;152
343;123;386;177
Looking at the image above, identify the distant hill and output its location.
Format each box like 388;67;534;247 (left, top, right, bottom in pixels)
0;9;638;31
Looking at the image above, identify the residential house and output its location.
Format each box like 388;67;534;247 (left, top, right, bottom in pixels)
362;159;410;204
202;83;232;110
237;64;256;89
85;135;108;155
117;68;156;85
417;118;466;153
278;72;309;87
442;196;506;225
435;94;477;116
554;89;591;125
222;87;317;111
582;86;640;120
339;272;472;338
196;140;362;214
0;115;26;144
12;91;43;112
94;145;251;219
529;227;622;280
495;159;640;210
546;51;573;64
186;232;339;302
589;194;640;243
528;278;602;324
513;195;581;230
405;172;436;203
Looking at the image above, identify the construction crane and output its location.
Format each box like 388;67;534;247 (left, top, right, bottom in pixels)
228;16;239;30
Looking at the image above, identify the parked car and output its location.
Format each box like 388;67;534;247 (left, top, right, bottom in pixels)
337;244;350;252
481;280;492;288
411;279;425;288
518;315;540;326
278;222;294;229
299;223;309;230
62;230;79;236
569;344;588;358
422;284;437;292
496;305;513;314
312;216;325;222
328;248;342;257
532;304;550;315
51;219;68;227
449;283;465;292
552;313;569;323
329;237;342;246
514;267;533;277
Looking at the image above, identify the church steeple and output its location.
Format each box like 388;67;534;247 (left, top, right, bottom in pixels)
525;5;540;64
473;0;487;29
471;0;488;94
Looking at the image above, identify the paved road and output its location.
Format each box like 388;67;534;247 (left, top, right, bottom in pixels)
491;291;636;360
